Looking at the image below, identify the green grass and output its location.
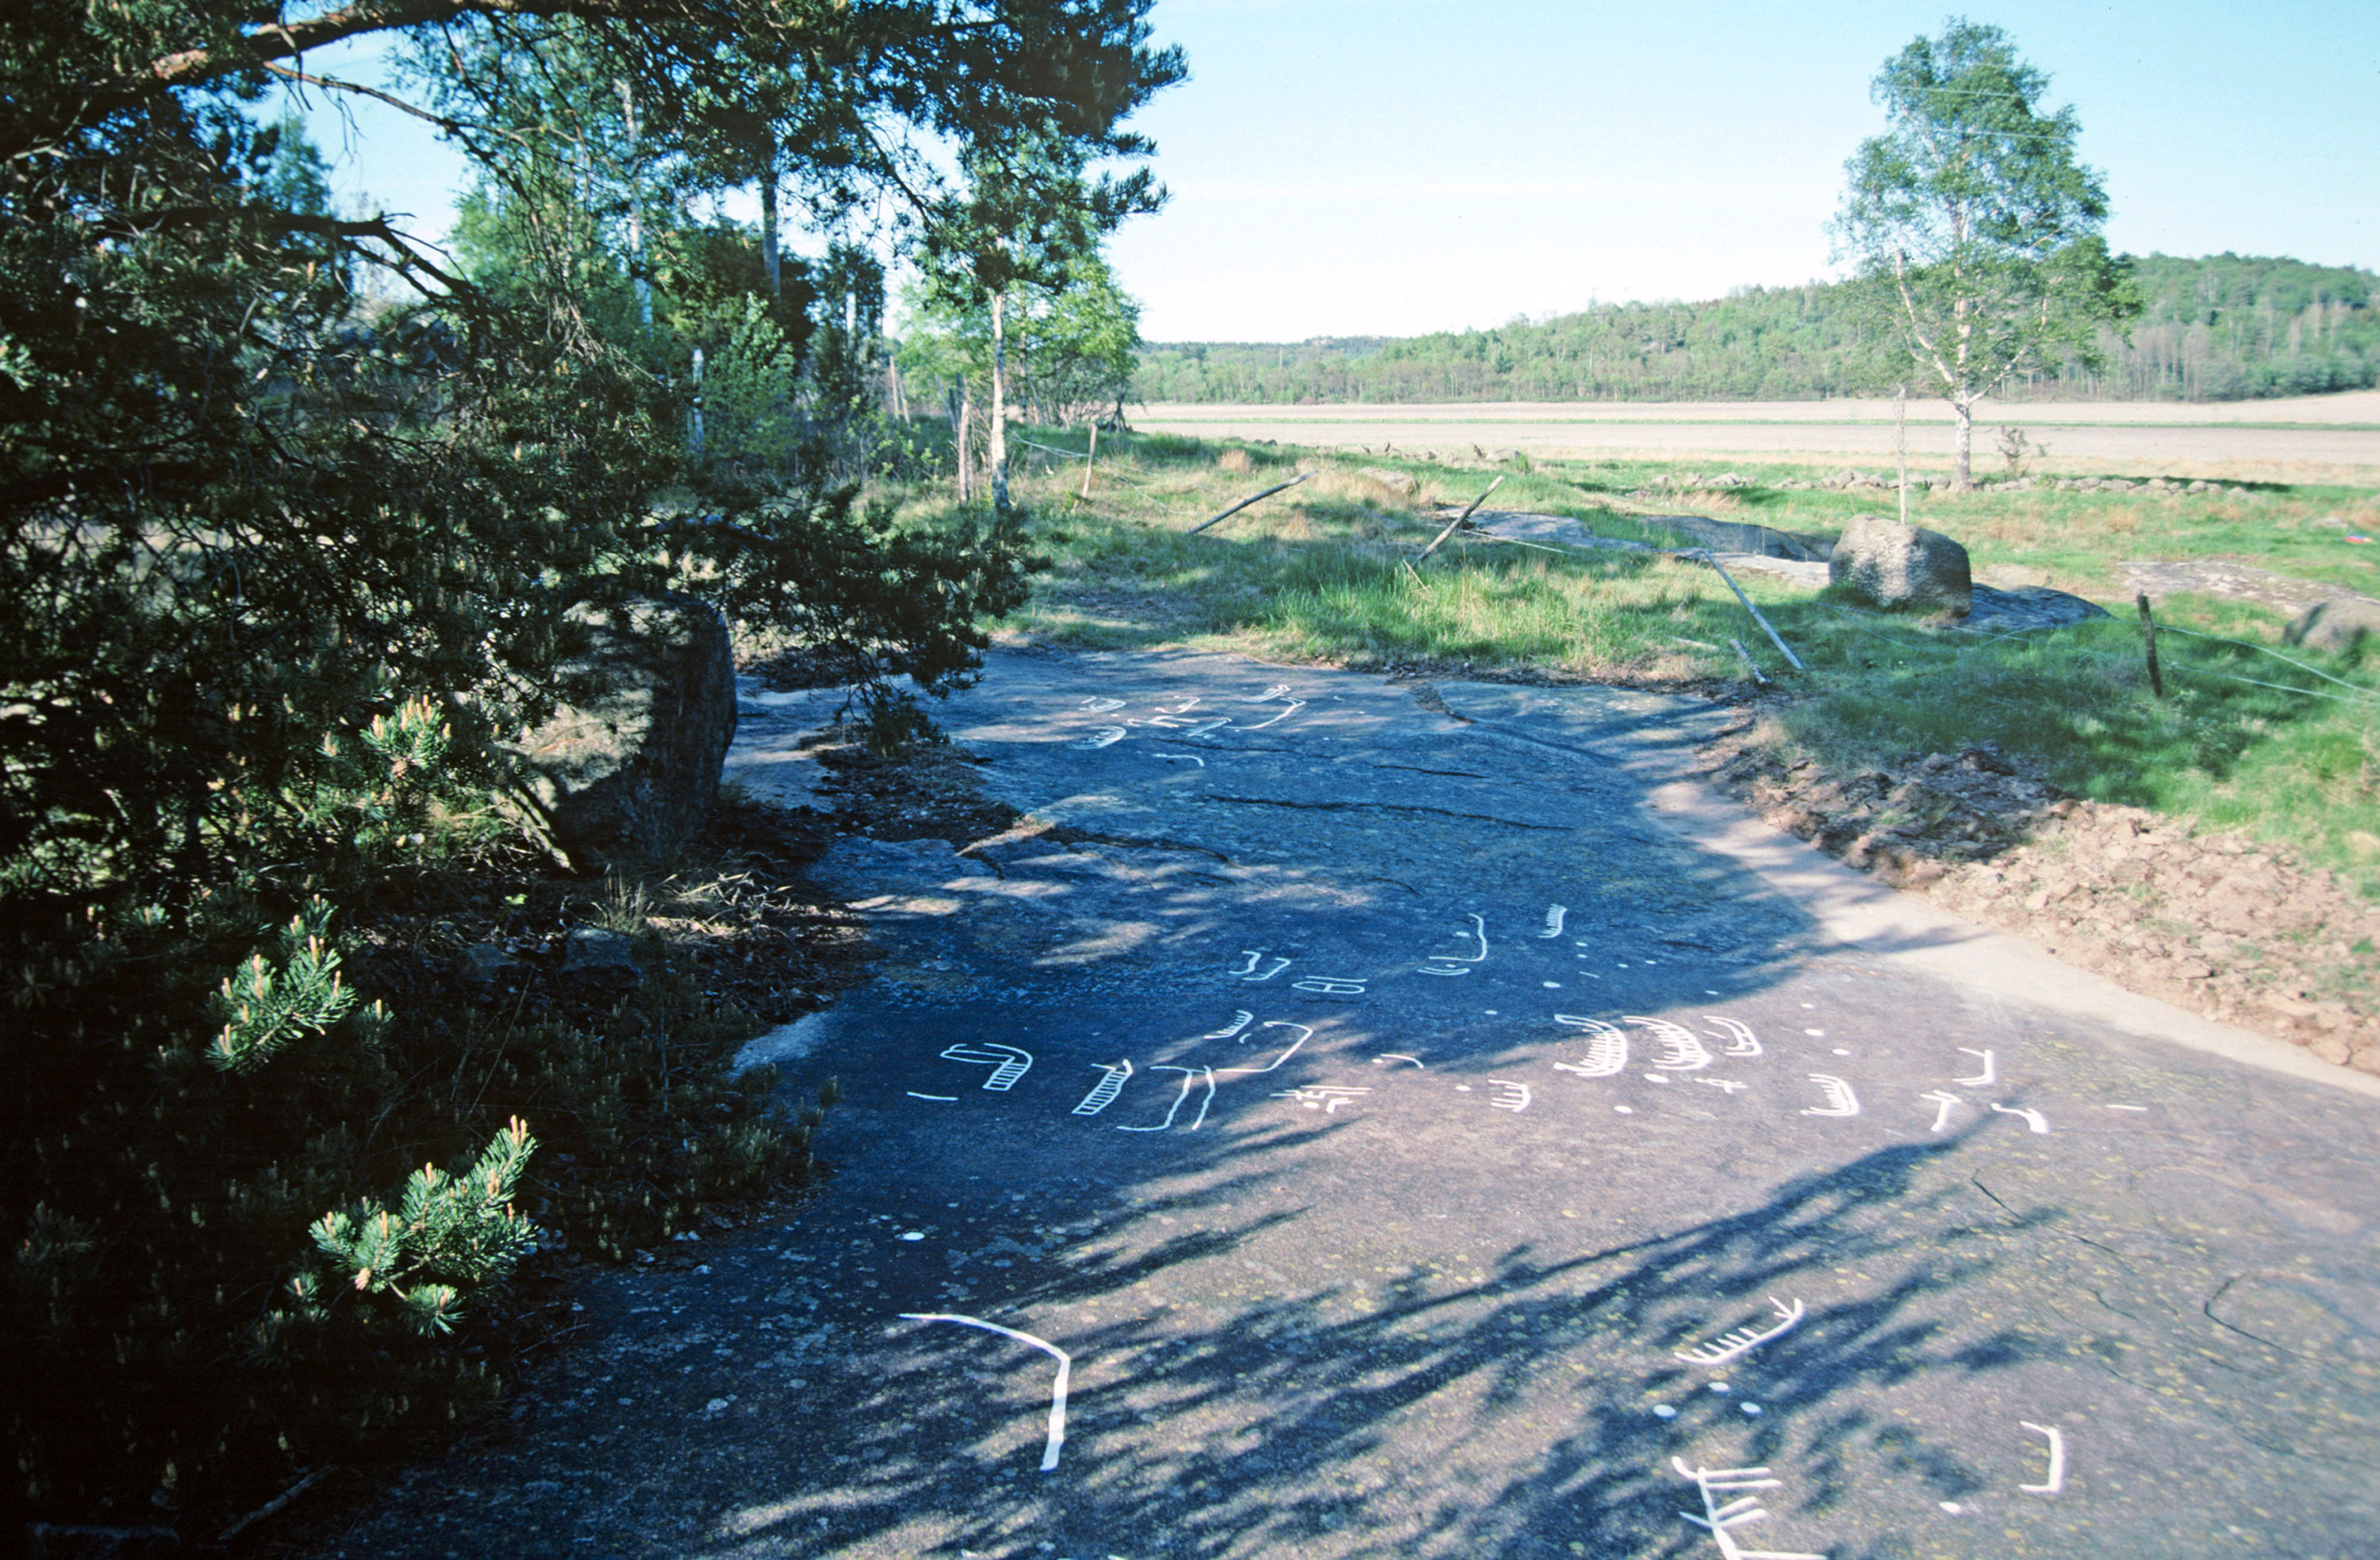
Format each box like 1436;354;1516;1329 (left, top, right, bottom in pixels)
889;425;2380;896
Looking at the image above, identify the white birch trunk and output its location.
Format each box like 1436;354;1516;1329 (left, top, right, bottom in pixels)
988;290;1010;513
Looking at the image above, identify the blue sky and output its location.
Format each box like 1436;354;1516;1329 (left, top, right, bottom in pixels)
294;2;2378;342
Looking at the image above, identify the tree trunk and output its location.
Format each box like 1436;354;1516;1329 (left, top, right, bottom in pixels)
1952;392;1975;491
758;133;781;303
1895;384;1910;525
954;382;973;504
618;80;651;328
988;290;1011;515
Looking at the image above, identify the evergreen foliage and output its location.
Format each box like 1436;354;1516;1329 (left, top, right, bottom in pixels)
1134;253;2380;407
1;0;1177;1527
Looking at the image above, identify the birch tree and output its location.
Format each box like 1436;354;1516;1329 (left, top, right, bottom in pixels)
1833;18;2137;488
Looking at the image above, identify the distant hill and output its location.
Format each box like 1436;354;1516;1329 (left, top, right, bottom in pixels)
1134;254;2378;405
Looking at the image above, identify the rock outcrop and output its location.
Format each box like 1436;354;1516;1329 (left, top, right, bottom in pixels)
509;594;736;871
2284;598;2380;655
1829;513;1973;615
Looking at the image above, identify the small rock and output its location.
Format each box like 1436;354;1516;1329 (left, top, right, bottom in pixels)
455;942;525;1002
2308;1034;2353;1066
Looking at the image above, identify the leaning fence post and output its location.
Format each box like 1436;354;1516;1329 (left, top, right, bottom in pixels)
1080;423;1099;501
1703;551;1806;672
1416;475;1506;564
2136;593;2166;699
1186;471;1313;535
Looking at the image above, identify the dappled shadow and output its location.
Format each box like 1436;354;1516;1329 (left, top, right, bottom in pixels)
317;636;2380;1560
685;1128;2058;1558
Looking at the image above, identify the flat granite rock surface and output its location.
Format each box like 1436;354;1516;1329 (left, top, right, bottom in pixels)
328;646;2380;1560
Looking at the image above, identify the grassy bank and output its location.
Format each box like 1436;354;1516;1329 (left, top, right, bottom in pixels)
908;428;2380;900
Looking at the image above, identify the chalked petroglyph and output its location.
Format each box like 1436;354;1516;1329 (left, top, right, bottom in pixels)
1672;1458;1829;1560
1801;1074;1860;1117
939;1043;1034;1092
896;1315;1072;1473
1551;1016;1629;1078
1629;1015;1716;1071
1673;1297;1806;1366
1071;1061;1134;1117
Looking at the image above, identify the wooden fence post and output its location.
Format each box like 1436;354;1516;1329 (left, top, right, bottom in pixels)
2136;593;2165;699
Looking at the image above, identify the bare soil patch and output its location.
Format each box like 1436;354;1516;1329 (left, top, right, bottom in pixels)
1699;726;2380;1078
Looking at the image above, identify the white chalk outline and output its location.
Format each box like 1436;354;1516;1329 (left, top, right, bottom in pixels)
1291;976;1370;996
1802;1074;1860;1117
1695;1077;1749;1094
1705;1016;1764;1057
1673;1459;1828;1560
1674;1297;1806;1366
939;1043;1034;1092
1072;1061;1134;1116
1215;1021;1311;1076
1920;1090;1961;1133
1372;1053;1426;1069
1077;697;1127;713
896;1313;1072;1472
1274;1085;1369;1113
1551;1016;1628;1078
1177;717;1234;739
1151;751;1206;767
1238;700;1307;730
1119;1066;1203;1132
1955;1047;1997;1087
1072;727;1127;750
1540;905;1569;939
1155;697;1203;715
1240;683;1293;703
2018;1422;2066;1495
2106;1104;2148;1112
1415;964;1472;978
1991;1102;2050;1135
1488;1079;1532;1112
1204;1009;1255;1039
1629;1016;1715;1072
1419;913;1489;976
1185;1067;1218;1129
908;1092;958;1102
1236;954;1292;982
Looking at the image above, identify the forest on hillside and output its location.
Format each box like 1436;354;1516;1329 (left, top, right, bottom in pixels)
1132;254;2379;406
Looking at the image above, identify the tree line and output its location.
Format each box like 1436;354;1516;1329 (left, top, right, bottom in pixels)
1135;252;2379;406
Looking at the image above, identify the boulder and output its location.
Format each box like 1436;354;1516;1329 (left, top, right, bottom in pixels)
1829;513;1973;616
2285;597;2380;655
1356;466;1418;498
509;594;737;871
558;927;644;1004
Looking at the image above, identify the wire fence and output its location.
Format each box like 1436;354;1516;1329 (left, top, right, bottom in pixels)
1822;601;2380;710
